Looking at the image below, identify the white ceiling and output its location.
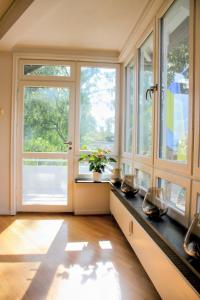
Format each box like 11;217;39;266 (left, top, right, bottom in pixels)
0;0;150;52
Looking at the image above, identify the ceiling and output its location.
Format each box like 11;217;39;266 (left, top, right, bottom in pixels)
0;0;13;19
0;0;150;53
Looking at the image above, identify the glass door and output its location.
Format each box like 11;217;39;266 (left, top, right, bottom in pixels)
17;81;75;211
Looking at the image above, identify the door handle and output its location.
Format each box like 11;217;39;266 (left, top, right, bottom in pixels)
64;141;72;145
145;84;158;100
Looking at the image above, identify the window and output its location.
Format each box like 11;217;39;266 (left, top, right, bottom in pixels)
154;169;190;226
135;169;151;191
24;64;71;77
159;0;189;162
78;160;114;178
23;86;70;153
122;162;132;176
137;33;153;157
158;178;186;215
124;63;134;154
80;66;117;152
79;161;92;176
119;0;193;227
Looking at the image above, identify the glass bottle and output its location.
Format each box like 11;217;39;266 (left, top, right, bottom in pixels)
183;213;200;259
142;187;168;218
121;175;139;195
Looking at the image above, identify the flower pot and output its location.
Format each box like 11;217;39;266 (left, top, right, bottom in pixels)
93;172;102;182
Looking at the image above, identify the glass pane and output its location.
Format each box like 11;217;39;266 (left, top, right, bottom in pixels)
135;169;151;191
159;0;189;162
24;64;71;77
79;160;115;176
80;67;116;151
23;159;67;204
122;163;131;176
79;161;92;175
24;87;69;152
158;178;186;214
137;34;153;156
124;64;134;153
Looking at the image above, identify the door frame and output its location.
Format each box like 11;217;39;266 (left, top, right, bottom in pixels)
15;80;75;212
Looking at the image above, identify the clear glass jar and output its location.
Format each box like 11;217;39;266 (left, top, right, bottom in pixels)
142;187;168;218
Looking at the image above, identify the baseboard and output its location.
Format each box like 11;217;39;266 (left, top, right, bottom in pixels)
0;209;11;215
74;210;110;215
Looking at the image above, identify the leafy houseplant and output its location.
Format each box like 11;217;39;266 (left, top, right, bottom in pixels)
79;149;117;182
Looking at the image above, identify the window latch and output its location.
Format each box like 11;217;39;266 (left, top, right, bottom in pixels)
146;84;158;100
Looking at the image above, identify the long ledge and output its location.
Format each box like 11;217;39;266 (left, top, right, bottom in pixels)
110;183;200;295
75;178;110;183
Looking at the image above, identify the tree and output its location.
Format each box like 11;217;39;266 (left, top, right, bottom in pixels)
24;87;69;152
24;67;116;153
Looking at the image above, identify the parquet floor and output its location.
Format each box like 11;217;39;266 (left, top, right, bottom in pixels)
0;214;160;300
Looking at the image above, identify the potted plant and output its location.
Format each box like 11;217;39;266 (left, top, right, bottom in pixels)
79;148;117;182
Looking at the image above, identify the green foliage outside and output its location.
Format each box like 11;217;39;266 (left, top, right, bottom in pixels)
24;87;69;152
167;41;189;87
24;67;116;154
80;67;116;150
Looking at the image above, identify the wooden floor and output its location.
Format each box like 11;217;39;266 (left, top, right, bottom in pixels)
0;214;160;300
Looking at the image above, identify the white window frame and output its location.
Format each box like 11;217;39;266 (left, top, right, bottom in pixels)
191;181;200;220
153;169;191;227
75;62;120;177
19;59;76;81
154;0;194;177
134;162;153;195
193;0;200;179
120;158;133;177
119;0;195;228
121;59;135;159
134;23;156;167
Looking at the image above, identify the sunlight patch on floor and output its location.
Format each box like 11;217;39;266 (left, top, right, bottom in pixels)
0;262;40;300
47;261;122;300
99;240;112;250
0;219;63;254
65;242;88;252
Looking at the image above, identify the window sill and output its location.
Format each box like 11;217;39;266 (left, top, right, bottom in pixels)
110;183;200;295
75;178;110;183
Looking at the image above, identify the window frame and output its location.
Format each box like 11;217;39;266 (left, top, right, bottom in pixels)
193;0;200;179
121;58;135;159
153;169;190;227
75;62;120;177
154;0;194;177
19;59;76;81
120;158;133;177
191;181;200;220
134;162;153;196
134;22;156;167
76;62;120;156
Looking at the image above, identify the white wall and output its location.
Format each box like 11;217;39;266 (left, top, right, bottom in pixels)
0;52;12;214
